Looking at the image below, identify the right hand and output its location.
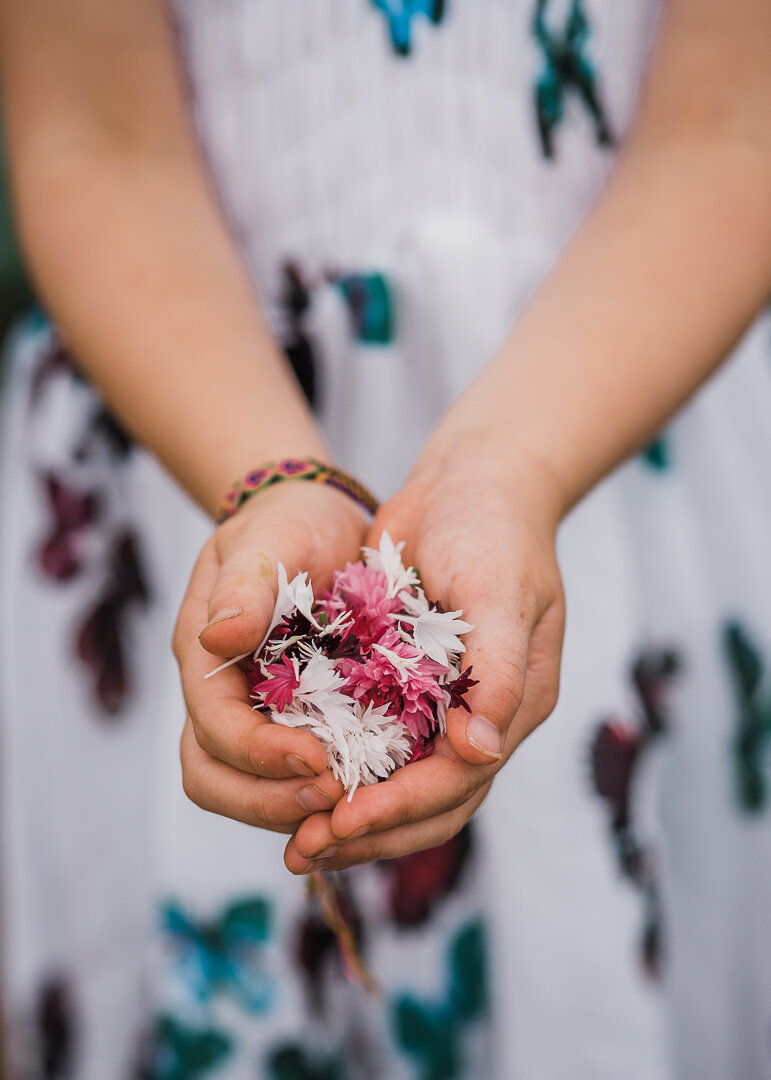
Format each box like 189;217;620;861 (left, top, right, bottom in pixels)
173;480;368;834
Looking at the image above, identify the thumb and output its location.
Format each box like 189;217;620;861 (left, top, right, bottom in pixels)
197;542;289;659
445;598;532;765
445;590;563;765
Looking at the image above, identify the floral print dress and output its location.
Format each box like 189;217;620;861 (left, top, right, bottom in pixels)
2;3;771;1079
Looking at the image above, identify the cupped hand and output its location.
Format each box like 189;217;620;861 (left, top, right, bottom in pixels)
173;480;368;833
284;440;566;871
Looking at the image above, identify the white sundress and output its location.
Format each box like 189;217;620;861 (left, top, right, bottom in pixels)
2;3;771;1079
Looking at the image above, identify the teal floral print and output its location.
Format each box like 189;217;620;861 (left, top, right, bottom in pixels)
370;0;447;56
265;1042;349;1080
723;621;771;813
532;0;613;158
161;897;275;1013
391;920;489;1080
139;1015;233;1080
641;435;671;471
334;272;395;345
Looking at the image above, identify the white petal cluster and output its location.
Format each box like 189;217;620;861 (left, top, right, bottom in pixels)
209;535;475;794
318;609;353;638
342;704;412;797
267;647;412;798
259;566;352;659
362;531;419;598
409;608;474;666
395;587;474;666
206;563;319;677
283;570;322;631
371;641;420;681
255;563;297;655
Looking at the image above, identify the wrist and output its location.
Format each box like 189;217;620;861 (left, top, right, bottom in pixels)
214;457;378;525
198;424;331;521
411;422;567;537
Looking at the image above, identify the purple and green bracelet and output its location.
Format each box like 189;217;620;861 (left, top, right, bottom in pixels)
215;458;379;524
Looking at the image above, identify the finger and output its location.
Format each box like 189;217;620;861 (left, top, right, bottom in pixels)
198;485;364;658
446;588;565;765
365;511;544;766
290;600;564;847
198;507;310;657
285;783;490;873
312;739;495;842
180;718;345;832
445;578;535;764
175;543;330;778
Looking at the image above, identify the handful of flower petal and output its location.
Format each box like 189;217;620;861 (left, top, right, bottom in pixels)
241;533;477;798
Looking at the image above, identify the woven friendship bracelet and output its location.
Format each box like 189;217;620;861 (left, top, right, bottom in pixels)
215;458;379;524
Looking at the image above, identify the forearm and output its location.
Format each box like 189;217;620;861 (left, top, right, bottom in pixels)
424;0;771;522
436;134;771;519
0;0;326;519
11;146;326;517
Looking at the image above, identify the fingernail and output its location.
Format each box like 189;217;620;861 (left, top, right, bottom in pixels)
199;606;242;635
297;785;334;813
285;753;317;778
467;714;503;758
301;861;322;875
340;823;370;840
301;843;341;860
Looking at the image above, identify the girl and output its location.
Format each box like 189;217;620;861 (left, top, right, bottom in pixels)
0;1;770;1077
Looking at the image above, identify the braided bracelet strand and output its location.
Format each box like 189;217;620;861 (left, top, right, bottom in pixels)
215;458;379;524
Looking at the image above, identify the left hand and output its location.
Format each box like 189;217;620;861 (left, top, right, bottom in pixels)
284;434;566;873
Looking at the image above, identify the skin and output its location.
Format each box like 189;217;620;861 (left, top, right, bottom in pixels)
0;0;769;877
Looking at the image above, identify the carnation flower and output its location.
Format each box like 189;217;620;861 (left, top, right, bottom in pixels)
361;533;419;598
283;570;322;631
249;653;299;712
216;532;476;797
318;560;400;647
396;602;474;667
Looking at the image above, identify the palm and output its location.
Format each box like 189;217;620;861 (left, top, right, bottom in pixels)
285;460;566;872
175;482;369;835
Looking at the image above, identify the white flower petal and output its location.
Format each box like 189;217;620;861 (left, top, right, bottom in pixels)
410;608;474;666
267;673;414;798
362;530;419;598
284;570;322;630
398;587;430;616
204;563;312;681
319;609;354;637
253;562;294;657
371;641;420;682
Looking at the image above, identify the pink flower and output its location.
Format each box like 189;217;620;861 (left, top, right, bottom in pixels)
318;562;401;647
249;654;300;712
221;533;476;796
339;629;448;739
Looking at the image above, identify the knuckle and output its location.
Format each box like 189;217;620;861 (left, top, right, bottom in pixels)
246;783;287;830
181;764;207;812
393;800;416;829
455;769;479;807
514;576;539;614
246;785;269;827
237;724;268;775
337;843;375;870
171;617;185;664
536;679;561;720
442;815;468;846
209;571;248;606
544;681;561;716
189;712;217;759
486;661;526;719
